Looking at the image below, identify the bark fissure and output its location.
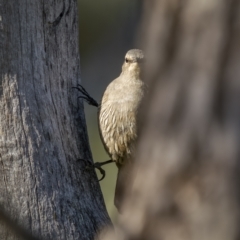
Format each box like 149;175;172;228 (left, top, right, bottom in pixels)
0;154;8;204
50;1;65;28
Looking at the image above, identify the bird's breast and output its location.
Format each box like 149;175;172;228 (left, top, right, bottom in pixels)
99;100;138;164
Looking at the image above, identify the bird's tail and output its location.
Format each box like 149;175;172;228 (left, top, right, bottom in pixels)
114;162;133;213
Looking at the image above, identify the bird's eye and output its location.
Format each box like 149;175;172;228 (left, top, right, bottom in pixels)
125;58;129;63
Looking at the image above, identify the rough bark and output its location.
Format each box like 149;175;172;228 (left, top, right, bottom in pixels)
0;0;110;239
101;0;240;239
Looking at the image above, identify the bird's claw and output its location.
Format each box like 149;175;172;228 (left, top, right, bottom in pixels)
78;159;106;181
94;163;106;181
73;84;99;107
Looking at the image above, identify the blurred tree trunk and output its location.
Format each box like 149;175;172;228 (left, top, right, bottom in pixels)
102;0;240;240
0;1;110;239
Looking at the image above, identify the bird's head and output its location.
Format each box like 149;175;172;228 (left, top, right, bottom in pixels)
122;49;145;79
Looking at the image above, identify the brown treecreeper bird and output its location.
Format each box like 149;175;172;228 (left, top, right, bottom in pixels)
76;49;145;212
98;49;145;211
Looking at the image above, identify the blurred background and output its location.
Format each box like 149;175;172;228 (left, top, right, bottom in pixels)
78;0;143;220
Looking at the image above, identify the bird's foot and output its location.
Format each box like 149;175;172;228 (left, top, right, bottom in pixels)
79;159;114;181
73;84;99;107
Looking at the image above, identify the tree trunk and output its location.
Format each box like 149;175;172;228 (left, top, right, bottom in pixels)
0;1;110;239
101;0;240;239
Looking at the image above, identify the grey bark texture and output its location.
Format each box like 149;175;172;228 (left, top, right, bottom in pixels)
0;1;110;239
101;0;240;240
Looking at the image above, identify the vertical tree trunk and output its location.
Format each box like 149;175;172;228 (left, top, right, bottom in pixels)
0;1;110;239
101;0;240;239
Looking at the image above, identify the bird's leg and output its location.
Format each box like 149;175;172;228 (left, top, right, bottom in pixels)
79;159;114;181
73;84;99;107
